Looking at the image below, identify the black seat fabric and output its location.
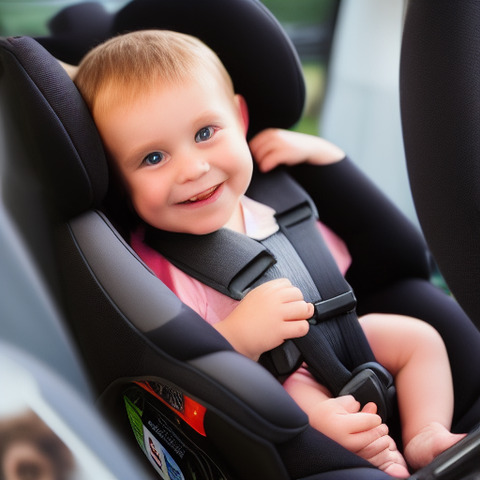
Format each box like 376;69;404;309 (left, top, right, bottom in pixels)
3;0;480;478
400;0;480;330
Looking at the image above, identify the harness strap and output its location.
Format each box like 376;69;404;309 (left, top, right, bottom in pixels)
247;169;376;386
252;220;375;394
278;200;377;391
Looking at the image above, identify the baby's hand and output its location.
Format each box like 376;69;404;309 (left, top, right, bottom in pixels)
214;278;313;361
249;128;345;172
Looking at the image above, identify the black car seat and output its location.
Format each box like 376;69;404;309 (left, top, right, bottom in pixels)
3;0;480;478
0;2;389;478
400;0;480;331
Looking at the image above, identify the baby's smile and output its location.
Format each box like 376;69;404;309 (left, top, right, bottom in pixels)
180;183;222;204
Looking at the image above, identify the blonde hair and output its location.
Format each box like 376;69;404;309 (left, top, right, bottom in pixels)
74;30;235;117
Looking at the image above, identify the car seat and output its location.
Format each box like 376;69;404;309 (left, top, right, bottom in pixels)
3;0;480;478
400;0;480;331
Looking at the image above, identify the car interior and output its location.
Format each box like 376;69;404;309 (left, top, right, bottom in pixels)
2;1;480;479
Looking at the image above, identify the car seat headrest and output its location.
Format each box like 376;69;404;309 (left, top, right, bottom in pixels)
113;0;305;137
1;36;108;219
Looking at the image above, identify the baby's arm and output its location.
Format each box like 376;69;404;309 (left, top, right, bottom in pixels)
249;128;345;172
213;278;313;361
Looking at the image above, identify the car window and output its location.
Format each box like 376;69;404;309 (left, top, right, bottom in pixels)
262;0;340;135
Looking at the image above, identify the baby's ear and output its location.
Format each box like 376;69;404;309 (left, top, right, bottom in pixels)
235;94;249;135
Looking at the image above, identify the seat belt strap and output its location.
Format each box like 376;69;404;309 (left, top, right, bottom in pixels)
246;230;355;389
275;197;376;375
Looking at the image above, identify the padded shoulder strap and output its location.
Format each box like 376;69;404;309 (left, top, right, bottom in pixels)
144;228;276;300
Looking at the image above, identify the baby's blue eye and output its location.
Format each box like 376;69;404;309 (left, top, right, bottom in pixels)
195;126;214;143
143;151;164;166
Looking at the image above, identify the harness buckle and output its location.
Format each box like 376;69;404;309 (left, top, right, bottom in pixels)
339;362;396;423
310;290;357;324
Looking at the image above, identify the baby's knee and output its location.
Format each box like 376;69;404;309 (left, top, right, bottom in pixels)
359;313;448;365
410;318;445;351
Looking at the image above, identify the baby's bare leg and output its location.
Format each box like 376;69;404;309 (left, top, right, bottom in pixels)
360;314;465;470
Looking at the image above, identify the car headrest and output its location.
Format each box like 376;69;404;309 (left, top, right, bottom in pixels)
0;36;108;220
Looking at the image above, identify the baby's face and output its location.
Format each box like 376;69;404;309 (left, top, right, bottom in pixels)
95;78;253;234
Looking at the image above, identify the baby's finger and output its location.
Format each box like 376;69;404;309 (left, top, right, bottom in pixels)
277;284;306;303
361;402;378;415
249;128;275;150
339;411;384;436
281;300;314;321
282;319;310;340
249;133;274;161
255;155;277;173
252;151;279;173
334;395;361;413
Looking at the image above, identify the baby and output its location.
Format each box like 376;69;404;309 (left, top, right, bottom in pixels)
74;30;465;477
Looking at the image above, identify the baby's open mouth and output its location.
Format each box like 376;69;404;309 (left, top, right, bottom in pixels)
181;184;221;204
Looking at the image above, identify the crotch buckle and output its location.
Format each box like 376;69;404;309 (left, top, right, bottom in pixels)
339;362;396;423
